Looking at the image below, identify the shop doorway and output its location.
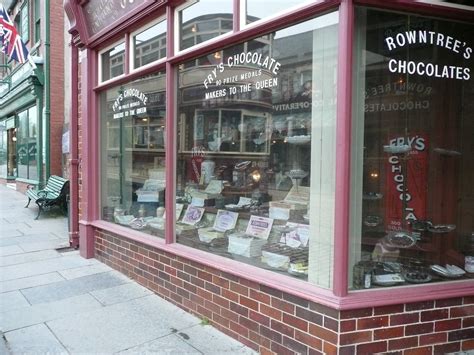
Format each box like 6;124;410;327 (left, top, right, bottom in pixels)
7;128;17;177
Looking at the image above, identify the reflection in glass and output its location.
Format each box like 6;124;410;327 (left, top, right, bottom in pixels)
179;0;233;51
133;20;167;69
246;0;309;25
350;8;474;290
100;72;167;238
101;42;125;82
176;13;339;288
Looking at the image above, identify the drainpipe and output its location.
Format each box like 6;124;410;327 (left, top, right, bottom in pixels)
69;42;79;249
44;0;50;179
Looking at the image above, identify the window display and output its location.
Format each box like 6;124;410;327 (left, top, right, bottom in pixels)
100;72;167;238
350;8;474;289
176;13;339;287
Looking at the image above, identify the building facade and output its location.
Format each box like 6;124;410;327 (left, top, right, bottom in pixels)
0;0;65;192
64;0;474;353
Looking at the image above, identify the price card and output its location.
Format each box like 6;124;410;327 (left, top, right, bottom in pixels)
213;210;238;232
182;205;205;226
164;203;184;221
279;223;310;247
245;215;274;240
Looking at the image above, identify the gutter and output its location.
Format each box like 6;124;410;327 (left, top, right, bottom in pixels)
44;0;50;179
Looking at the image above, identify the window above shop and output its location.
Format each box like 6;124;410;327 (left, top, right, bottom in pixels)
176;0;234;53
20;3;29;43
99;41;126;83
242;0;313;27
131;18;167;71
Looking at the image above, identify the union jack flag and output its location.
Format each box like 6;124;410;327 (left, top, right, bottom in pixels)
0;4;29;64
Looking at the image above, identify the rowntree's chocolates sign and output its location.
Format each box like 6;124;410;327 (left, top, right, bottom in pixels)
385;30;472;80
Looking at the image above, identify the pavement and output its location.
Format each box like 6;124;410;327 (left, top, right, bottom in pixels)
0;184;257;355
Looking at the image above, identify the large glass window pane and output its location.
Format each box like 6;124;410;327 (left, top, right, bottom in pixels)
28;106;38;181
100;42;125;82
176;13;339;288
0;124;6;177
100;72;166;238
17;110;28;179
178;0;233;51
245;0;309;25
350;8;474;290
133;20;167;69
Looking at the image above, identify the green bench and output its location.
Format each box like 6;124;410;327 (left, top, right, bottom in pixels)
25;175;69;220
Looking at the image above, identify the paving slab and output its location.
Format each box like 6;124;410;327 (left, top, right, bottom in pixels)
58;262;112;280
118;333;202;354
0;245;24;257
0;228;24;238
90;282;153;306
21;270;131;305
0;293;103;332
3;323;68;354
0;234;63;248
17;239;70;253
47;295;192;354
0;249;60;267
179;324;257;354
0;291;30;311
0;253;98;282
0;272;65;294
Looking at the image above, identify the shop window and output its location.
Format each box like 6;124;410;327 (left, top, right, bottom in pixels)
350;8;474;290
99;42;125;83
177;0;233;52
16;106;38;181
176;12;339;287
0;123;7;177
244;0;310;25
100;72;167;236
132;19;167;70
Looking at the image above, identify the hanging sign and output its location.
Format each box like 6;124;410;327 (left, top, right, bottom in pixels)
385;30;472;80
384;134;428;232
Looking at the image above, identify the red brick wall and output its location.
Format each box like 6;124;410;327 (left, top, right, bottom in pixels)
49;0;65;177
94;230;474;354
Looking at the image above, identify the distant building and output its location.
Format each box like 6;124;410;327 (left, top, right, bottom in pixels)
0;0;64;193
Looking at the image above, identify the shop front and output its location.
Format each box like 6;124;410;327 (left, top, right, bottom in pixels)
65;0;474;353
0;61;43;191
